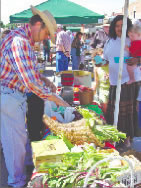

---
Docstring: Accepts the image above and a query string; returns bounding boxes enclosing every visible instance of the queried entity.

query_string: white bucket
[55,70,92,87]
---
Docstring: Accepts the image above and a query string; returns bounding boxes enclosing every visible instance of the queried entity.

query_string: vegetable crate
[79,90,94,105]
[119,150,141,187]
[117,169,141,187]
[31,139,69,172]
[84,155,141,188]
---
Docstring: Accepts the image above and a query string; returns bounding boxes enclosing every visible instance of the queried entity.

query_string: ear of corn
[43,115,104,147]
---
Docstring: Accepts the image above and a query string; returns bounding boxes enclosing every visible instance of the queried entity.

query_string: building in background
[128,0,141,20]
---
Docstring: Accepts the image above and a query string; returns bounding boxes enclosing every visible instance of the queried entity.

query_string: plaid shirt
[56,31,71,56]
[0,24,51,100]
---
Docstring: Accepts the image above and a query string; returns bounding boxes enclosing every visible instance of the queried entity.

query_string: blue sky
[1,0,136,24]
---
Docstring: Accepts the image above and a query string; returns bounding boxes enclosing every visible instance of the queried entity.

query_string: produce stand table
[28,149,141,188]
[27,87,141,188]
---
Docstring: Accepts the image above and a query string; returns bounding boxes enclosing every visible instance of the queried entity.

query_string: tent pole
[113,0,129,128]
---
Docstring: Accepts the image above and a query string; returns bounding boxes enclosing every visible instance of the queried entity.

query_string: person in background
[1,29,11,39]
[90,24,109,49]
[66,30,73,44]
[137,87,141,129]
[56,24,71,72]
[92,48,110,115]
[126,55,141,132]
[63,25,67,32]
[71,32,83,70]
[125,24,141,84]
[43,36,51,62]
[0,6,69,187]
[84,33,91,45]
[66,30,73,64]
[91,32,95,39]
[104,15,141,150]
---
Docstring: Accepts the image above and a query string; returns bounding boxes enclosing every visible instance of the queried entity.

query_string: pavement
[0,61,141,187]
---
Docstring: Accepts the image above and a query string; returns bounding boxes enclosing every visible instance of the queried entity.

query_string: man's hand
[125,45,129,52]
[41,76,56,93]
[47,81,56,93]
[64,51,70,57]
[126,57,139,66]
[95,61,109,67]
[47,94,70,107]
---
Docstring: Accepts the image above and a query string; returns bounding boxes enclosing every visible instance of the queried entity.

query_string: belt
[0,86,27,97]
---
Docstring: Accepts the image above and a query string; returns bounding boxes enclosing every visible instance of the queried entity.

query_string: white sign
[98,19,103,24]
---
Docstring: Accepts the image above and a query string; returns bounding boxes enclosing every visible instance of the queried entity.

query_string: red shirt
[129,40,141,57]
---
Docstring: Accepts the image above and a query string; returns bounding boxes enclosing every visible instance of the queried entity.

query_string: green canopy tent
[66,26,81,32]
[10,0,104,24]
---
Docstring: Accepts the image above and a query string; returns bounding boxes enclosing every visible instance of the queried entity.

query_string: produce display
[43,107,126,146]
[28,107,141,188]
[39,145,123,187]
[80,103,104,117]
[43,115,103,146]
[28,144,141,188]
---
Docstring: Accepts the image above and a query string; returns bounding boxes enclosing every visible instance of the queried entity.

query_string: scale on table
[60,72,74,104]
[54,71,92,105]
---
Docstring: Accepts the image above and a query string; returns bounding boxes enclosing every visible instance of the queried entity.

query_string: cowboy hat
[31,5,57,44]
[57,24,63,29]
[103,23,110,27]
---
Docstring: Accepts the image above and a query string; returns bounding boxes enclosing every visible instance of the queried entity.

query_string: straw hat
[57,24,63,29]
[103,23,110,27]
[31,5,57,44]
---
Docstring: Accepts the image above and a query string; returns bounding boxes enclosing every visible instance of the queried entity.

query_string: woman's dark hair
[76,32,83,38]
[109,15,132,39]
[63,26,66,31]
[29,14,45,28]
[91,32,95,37]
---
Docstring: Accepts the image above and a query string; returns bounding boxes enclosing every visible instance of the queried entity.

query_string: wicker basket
[79,90,94,105]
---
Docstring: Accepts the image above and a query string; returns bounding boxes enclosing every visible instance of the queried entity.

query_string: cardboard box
[31,139,69,172]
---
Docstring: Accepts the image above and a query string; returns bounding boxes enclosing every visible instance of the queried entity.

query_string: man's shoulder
[97,28,104,33]
[59,30,69,36]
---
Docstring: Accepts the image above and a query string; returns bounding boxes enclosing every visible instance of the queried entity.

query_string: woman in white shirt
[104,15,141,149]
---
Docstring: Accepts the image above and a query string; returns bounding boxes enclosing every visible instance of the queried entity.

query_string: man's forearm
[40,74,56,93]
[40,74,47,82]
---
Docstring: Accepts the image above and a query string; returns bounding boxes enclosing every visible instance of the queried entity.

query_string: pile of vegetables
[80,103,104,117]
[79,86,94,92]
[43,107,126,147]
[38,144,129,188]
[77,107,126,143]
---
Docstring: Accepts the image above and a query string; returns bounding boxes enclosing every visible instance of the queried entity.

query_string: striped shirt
[56,31,71,56]
[0,24,51,100]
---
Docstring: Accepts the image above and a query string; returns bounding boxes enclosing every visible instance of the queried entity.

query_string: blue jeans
[44,49,50,62]
[71,48,80,70]
[0,86,33,187]
[56,51,68,72]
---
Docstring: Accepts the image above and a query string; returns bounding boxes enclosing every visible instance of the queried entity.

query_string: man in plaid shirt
[0,6,69,187]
